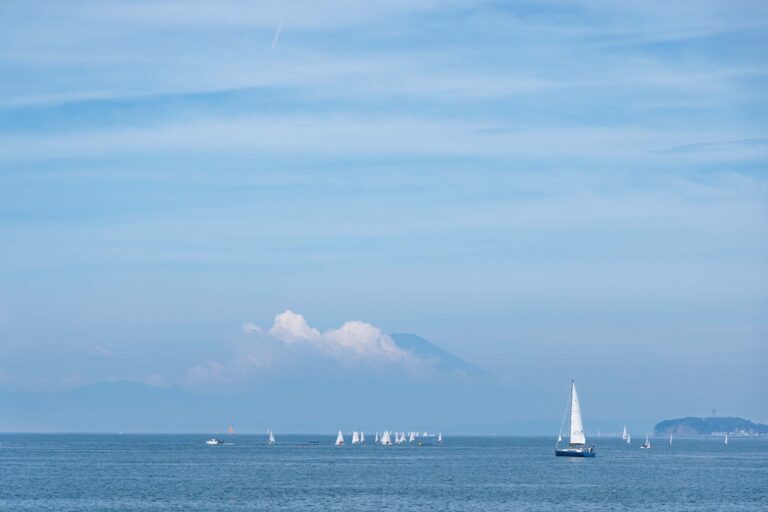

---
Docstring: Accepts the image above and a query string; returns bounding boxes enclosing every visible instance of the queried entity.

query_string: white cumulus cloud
[268,310,413,364]
[269,310,320,342]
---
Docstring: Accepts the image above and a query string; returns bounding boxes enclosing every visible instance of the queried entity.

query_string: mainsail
[352,431,360,444]
[335,430,344,446]
[569,381,586,446]
[622,425,628,441]
[409,432,416,443]
[268,430,275,444]
[381,430,392,445]
[360,432,365,443]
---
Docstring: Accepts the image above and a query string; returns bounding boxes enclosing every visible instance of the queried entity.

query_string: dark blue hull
[555,449,596,457]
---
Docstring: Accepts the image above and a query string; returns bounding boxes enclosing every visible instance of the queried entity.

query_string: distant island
[654,416,768,436]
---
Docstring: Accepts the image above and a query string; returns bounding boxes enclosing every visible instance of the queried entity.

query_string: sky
[0,1,767,432]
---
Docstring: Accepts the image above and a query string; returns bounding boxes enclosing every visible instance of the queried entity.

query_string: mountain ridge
[390,333,485,376]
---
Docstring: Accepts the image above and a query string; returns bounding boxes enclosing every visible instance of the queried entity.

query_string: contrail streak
[272,20,283,50]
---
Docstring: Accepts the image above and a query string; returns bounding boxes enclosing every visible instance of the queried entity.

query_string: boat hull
[555,448,596,457]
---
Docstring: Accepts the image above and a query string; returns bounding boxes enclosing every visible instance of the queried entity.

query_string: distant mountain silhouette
[389,333,485,376]
[0,337,487,433]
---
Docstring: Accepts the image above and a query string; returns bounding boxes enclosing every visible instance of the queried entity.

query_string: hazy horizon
[1,1,767,433]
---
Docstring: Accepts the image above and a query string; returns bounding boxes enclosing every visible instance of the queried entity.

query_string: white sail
[569,381,586,445]
[352,431,360,444]
[360,432,365,443]
[724,434,728,445]
[557,433,562,443]
[375,432,379,443]
[409,432,416,442]
[268,430,275,444]
[335,430,344,446]
[381,430,392,445]
[622,425,628,441]
[437,432,442,443]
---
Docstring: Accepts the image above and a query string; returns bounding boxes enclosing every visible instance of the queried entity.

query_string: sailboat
[724,434,728,446]
[227,425,235,435]
[375,432,380,444]
[267,429,276,445]
[381,430,392,445]
[360,432,365,443]
[669,434,673,446]
[641,434,651,449]
[554,380,596,457]
[335,430,344,446]
[409,432,416,443]
[437,432,442,443]
[622,425,628,442]
[352,431,360,444]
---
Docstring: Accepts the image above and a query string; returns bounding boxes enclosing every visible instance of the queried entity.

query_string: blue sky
[0,1,766,431]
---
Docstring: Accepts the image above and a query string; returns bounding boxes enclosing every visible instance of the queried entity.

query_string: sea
[0,434,765,511]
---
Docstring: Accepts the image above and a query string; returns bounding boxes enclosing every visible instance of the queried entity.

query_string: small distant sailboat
[352,431,360,444]
[360,432,365,443]
[375,432,380,444]
[554,380,596,457]
[381,430,392,445]
[227,425,235,435]
[669,434,673,446]
[622,425,628,442]
[641,434,651,449]
[335,430,344,446]
[409,432,416,443]
[206,438,223,445]
[724,434,728,446]
[437,432,443,443]
[267,429,276,445]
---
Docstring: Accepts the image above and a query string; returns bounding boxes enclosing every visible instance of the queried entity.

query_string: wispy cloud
[83,345,113,361]
[271,20,283,50]
[651,138,768,154]
[185,361,224,385]
[241,322,263,334]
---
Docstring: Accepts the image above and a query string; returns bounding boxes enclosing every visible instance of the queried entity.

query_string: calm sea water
[0,434,766,511]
